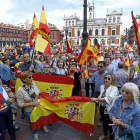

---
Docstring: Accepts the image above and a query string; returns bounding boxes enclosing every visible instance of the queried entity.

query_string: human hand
[29,64,34,71]
[32,102,40,107]
[90,98,97,102]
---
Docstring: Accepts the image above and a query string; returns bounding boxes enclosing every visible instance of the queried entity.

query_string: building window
[112,39,115,44]
[101,39,105,45]
[2,32,4,36]
[94,38,98,46]
[102,29,105,36]
[50,36,51,39]
[77,30,80,37]
[69,32,71,37]
[69,21,71,26]
[89,29,92,36]
[66,21,68,26]
[53,36,55,39]
[109,17,111,23]
[72,21,74,26]
[113,17,116,23]
[95,29,98,35]
[112,30,116,35]
[117,17,120,22]
[1,28,3,32]
[138,20,140,24]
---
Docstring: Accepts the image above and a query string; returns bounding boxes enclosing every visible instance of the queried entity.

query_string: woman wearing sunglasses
[109,83,140,140]
[91,73,119,140]
[17,71,49,140]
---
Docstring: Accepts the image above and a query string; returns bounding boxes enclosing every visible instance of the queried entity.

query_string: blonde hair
[103,73,117,86]
[121,83,139,104]
[20,71,32,83]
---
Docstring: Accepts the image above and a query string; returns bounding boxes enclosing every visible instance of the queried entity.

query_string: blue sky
[0,0,140,34]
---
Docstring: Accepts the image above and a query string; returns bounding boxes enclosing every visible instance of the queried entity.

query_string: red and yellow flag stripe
[30,92,95,134]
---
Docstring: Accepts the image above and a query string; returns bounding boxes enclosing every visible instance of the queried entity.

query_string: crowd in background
[0,43,140,140]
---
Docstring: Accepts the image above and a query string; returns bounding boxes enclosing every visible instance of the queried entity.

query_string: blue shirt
[106,64,115,74]
[89,70,108,92]
[111,58,121,72]
[22,47,30,54]
[133,78,139,85]
[1,64,12,81]
[114,69,128,87]
[109,96,140,140]
[19,61,39,72]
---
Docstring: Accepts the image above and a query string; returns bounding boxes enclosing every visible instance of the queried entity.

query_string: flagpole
[31,35,37,63]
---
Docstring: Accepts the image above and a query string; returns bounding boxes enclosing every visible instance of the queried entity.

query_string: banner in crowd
[30,92,95,134]
[15,73,74,99]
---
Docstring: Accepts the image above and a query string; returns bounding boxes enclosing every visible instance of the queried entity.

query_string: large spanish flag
[132,11,140,56]
[30,92,95,134]
[35,5,51,56]
[15,73,74,99]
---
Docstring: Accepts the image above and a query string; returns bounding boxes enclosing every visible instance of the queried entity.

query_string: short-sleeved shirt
[19,61,39,72]
[90,70,108,92]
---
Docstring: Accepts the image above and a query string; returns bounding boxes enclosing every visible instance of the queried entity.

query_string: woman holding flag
[17,71,49,140]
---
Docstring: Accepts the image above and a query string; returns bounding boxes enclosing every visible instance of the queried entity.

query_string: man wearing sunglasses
[114,61,128,93]
[88,61,108,127]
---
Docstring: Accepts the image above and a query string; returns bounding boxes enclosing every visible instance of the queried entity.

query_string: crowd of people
[0,43,140,140]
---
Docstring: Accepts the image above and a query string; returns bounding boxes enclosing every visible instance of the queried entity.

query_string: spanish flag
[35,6,51,56]
[15,73,74,99]
[116,45,120,50]
[53,48,60,56]
[2,47,6,52]
[132,11,140,57]
[30,13,39,48]
[124,43,133,51]
[66,36,73,53]
[83,65,89,79]
[30,92,95,134]
[61,45,64,54]
[77,36,93,65]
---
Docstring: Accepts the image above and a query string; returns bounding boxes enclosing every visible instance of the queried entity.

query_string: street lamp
[124,28,128,42]
[108,36,111,47]
[82,0,88,49]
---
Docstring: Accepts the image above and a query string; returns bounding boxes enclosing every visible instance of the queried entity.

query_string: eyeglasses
[27,76,33,79]
[121,89,130,95]
[105,77,111,80]
[44,67,50,68]
[98,66,103,68]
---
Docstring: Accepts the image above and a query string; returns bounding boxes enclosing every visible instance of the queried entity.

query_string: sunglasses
[121,89,130,95]
[27,76,33,79]
[105,77,111,80]
[44,67,50,68]
[98,66,103,68]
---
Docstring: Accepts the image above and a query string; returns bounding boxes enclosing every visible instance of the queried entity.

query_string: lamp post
[82,0,88,49]
[124,28,128,43]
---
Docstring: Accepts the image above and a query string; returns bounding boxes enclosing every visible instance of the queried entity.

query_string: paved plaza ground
[5,109,104,140]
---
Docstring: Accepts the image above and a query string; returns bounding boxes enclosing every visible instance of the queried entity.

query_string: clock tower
[88,1,95,20]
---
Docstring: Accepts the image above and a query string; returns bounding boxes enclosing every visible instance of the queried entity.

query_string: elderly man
[111,50,124,72]
[43,63,57,75]
[19,52,39,73]
[40,55,56,73]
[104,56,115,74]
[114,61,128,93]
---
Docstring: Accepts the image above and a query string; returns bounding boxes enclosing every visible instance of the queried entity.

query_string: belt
[95,91,100,94]
[0,106,9,113]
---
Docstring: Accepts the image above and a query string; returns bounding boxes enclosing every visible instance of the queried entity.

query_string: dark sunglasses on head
[105,77,111,80]
[98,66,103,68]
[121,89,130,95]
[28,76,33,79]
